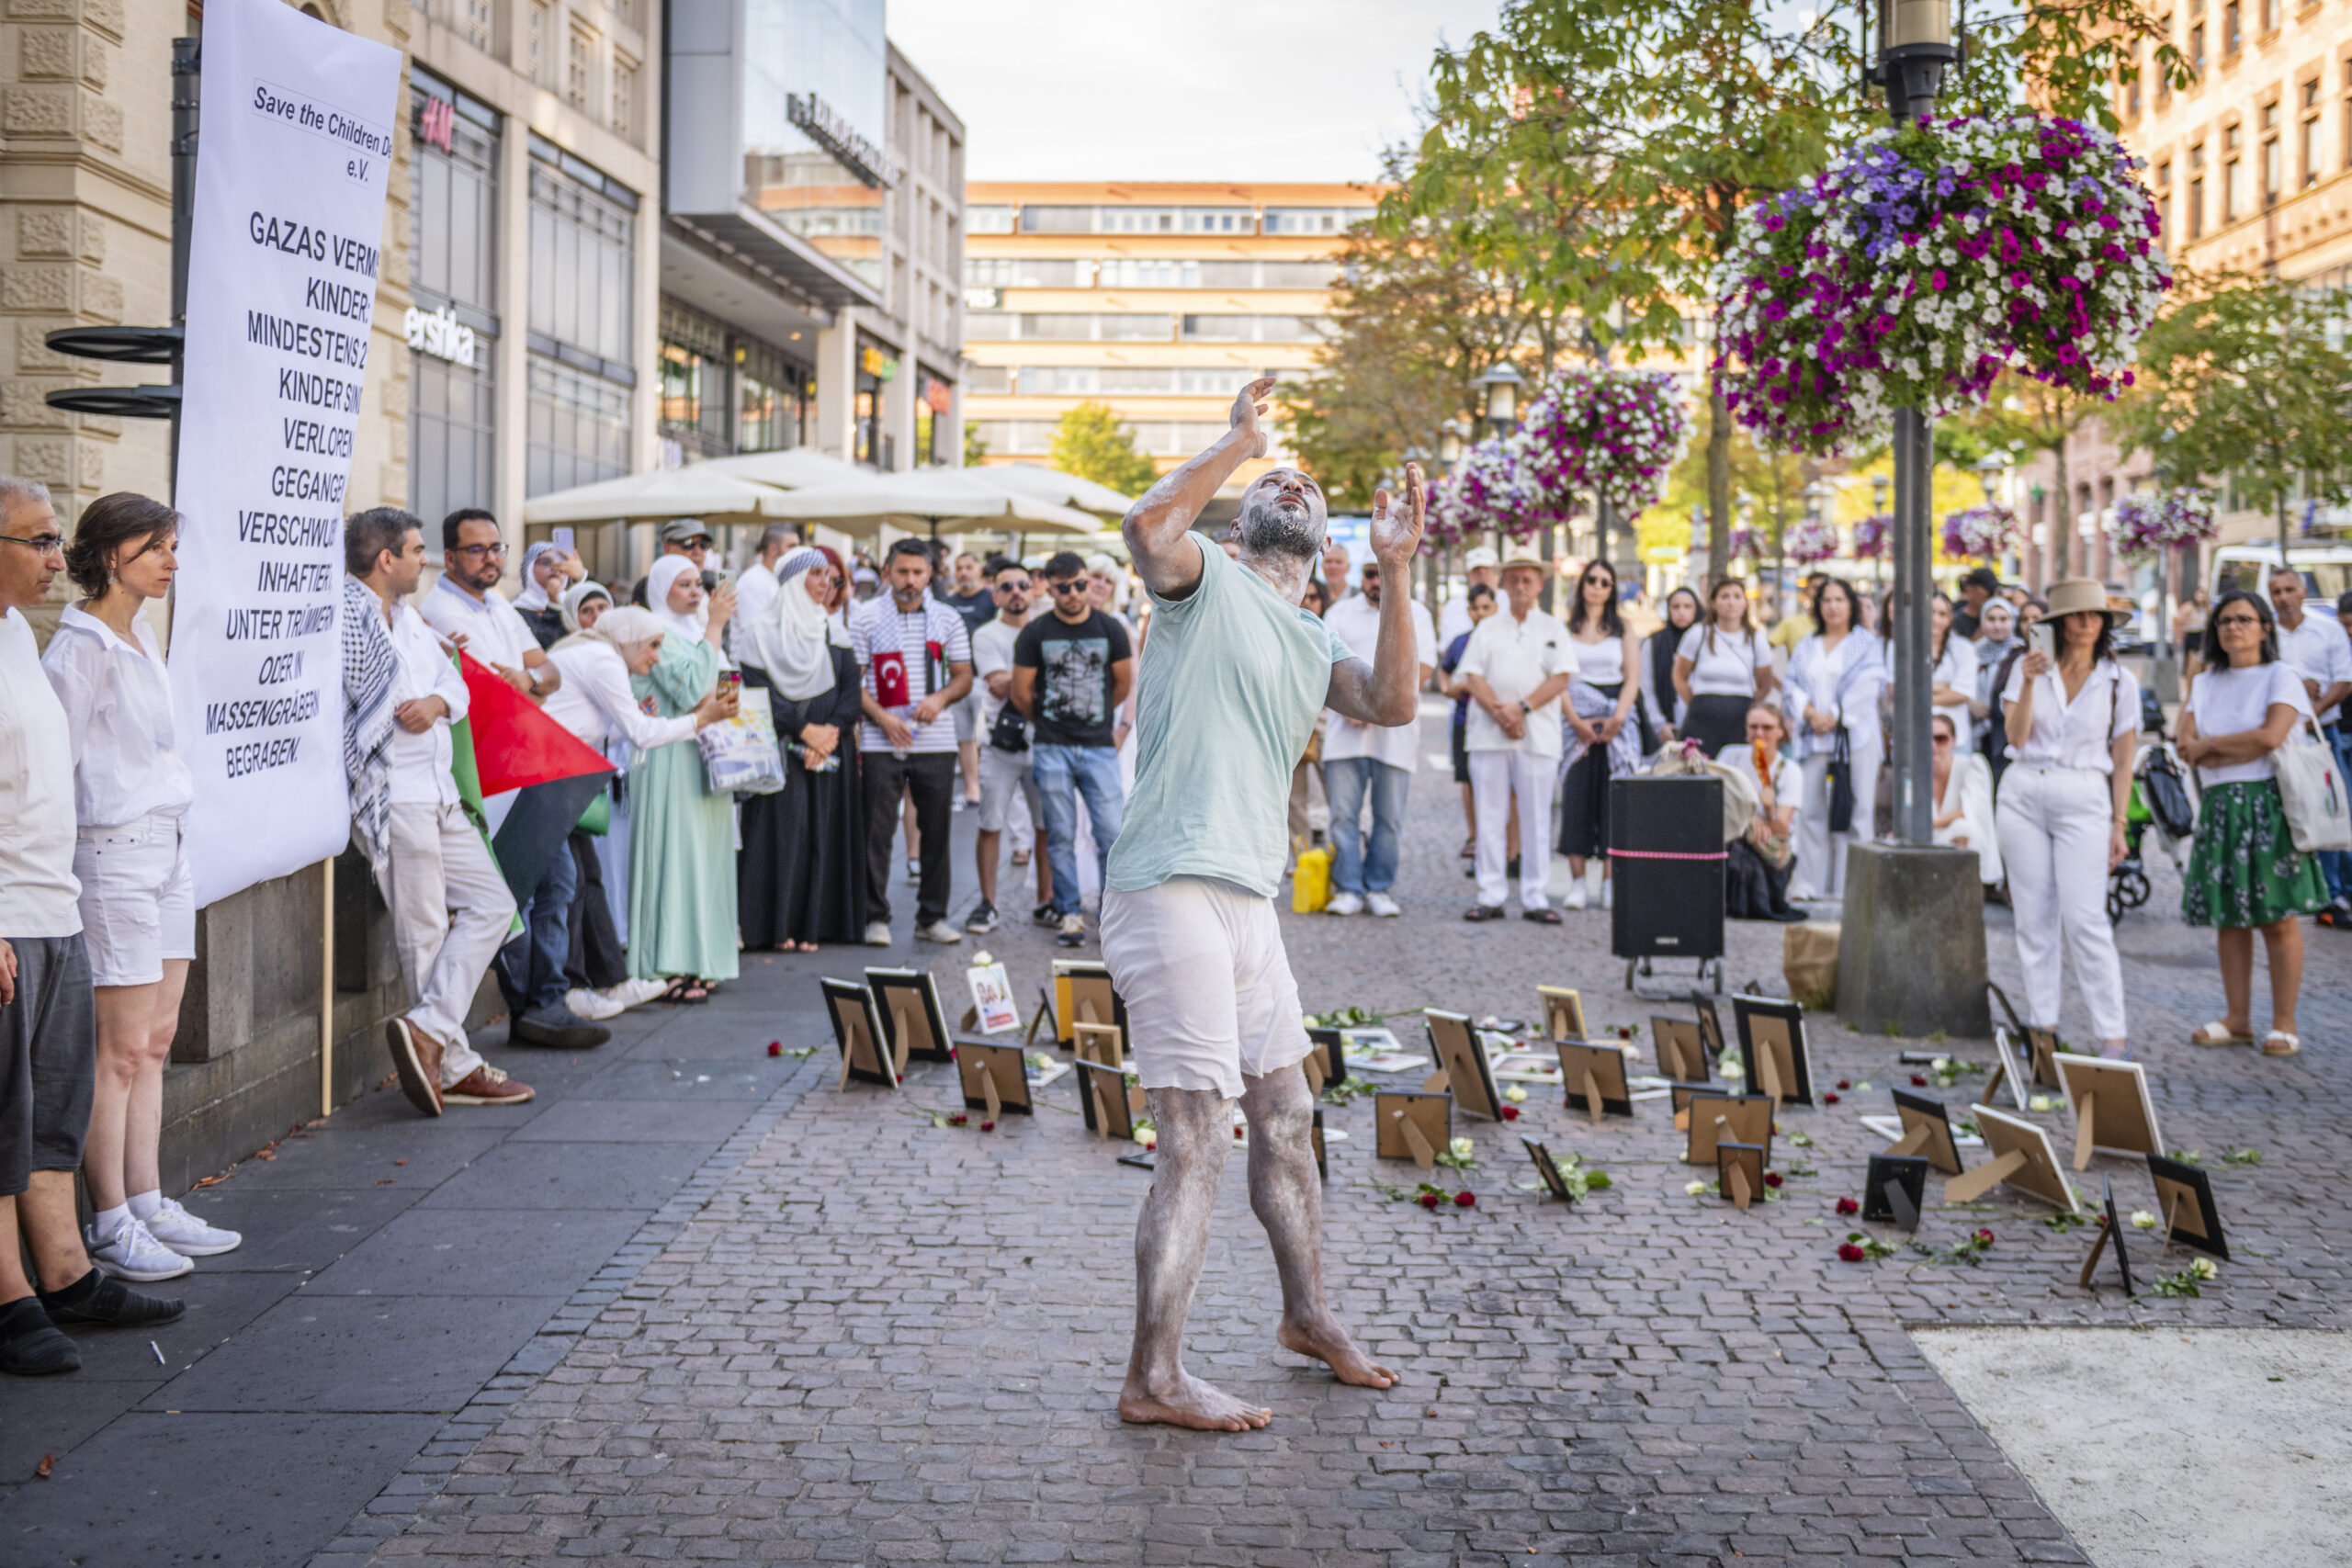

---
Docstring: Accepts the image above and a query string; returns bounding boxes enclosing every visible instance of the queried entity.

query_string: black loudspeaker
[1609,775,1725,964]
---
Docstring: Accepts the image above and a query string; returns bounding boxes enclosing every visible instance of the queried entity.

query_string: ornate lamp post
[1476,364,1532,603]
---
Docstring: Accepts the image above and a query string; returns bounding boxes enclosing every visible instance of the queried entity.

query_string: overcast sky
[887,0,1505,185]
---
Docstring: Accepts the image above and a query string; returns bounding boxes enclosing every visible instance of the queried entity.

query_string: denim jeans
[2324,725,2352,902]
[1032,743,1125,916]
[1324,756,1409,894]
[499,823,578,1015]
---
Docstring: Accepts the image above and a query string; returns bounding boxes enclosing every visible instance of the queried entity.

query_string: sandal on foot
[1464,904,1507,922]
[2262,1031,2301,1056]
[2188,1022,2253,1046]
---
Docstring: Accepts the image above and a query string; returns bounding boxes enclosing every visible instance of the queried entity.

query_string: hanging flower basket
[1713,114,2170,456]
[1428,434,1537,547]
[1941,503,2018,560]
[2109,489,2216,558]
[1726,525,1764,562]
[1518,367,1693,520]
[1782,516,1842,565]
[1850,513,1892,559]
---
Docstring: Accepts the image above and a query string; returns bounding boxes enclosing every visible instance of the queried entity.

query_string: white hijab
[764,547,837,701]
[646,555,705,646]
[514,542,557,613]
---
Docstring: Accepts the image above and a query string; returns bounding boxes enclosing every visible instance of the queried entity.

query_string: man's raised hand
[1369,462,1427,568]
[1229,377,1276,459]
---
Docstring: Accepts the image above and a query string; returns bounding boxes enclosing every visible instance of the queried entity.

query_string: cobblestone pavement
[350,709,2349,1566]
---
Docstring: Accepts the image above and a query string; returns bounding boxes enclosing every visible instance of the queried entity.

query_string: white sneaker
[141,1196,242,1258]
[86,1213,194,1281]
[1564,880,1589,910]
[1366,892,1401,918]
[864,920,894,947]
[1327,892,1365,916]
[565,987,627,1021]
[1600,879,1614,909]
[914,919,964,944]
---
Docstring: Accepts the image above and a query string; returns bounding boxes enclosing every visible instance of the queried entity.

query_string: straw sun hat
[2031,577,2131,626]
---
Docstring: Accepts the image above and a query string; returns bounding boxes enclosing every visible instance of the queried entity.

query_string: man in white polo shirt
[1456,551,1578,923]
[1318,554,1434,916]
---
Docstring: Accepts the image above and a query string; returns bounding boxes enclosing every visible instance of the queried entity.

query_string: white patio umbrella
[969,463,1135,520]
[518,466,794,526]
[695,448,863,490]
[762,468,1097,536]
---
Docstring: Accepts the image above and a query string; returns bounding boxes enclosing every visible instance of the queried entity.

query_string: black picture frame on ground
[1075,1058,1136,1143]
[821,977,899,1089]
[1863,1155,1929,1231]
[1684,1091,1773,1168]
[1732,994,1815,1107]
[1652,1015,1708,1083]
[1426,1010,1504,1121]
[1555,1040,1634,1123]
[865,967,957,1066]
[1052,960,1126,1046]
[1522,1137,1573,1202]
[956,1040,1035,1120]
[1887,1088,1965,1176]
[2080,1174,2136,1296]
[2146,1154,2229,1262]
[1715,1142,1767,1210]
[1693,992,1726,1066]
[1311,1108,1329,1182]
[1374,1091,1453,1170]
[1306,1026,1347,1089]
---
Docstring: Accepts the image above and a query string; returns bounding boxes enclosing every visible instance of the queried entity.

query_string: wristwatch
[1518,701,1532,715]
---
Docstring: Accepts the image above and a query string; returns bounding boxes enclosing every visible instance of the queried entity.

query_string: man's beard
[1238,493,1322,562]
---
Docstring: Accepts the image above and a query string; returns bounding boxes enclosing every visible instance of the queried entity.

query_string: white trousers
[1996,765,2128,1042]
[1792,746,1882,899]
[378,800,516,1085]
[1468,749,1556,909]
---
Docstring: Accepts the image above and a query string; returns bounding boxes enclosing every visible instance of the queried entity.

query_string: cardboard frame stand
[1984,1025,2032,1111]
[1652,1015,1708,1084]
[1304,1026,1347,1095]
[2146,1153,2229,1261]
[1374,1090,1453,1171]
[956,1039,1035,1122]
[1052,961,1125,1045]
[1863,1155,1929,1231]
[2077,1173,2137,1295]
[1943,1104,2078,1213]
[1537,985,1588,1043]
[1555,1040,1634,1125]
[1694,992,1726,1064]
[1072,1021,1124,1070]
[865,968,957,1066]
[1883,1088,1967,1175]
[1733,994,1815,1107]
[1424,1010,1505,1120]
[1522,1137,1574,1202]
[1074,1057,1142,1144]
[1667,1080,1715,1132]
[821,976,899,1089]
[2057,1055,2164,1170]
[1716,1142,1767,1211]
[1986,981,2063,1088]
[1684,1091,1773,1168]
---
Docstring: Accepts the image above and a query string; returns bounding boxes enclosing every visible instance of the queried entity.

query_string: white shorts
[953,688,981,743]
[978,744,1040,833]
[73,814,196,988]
[1100,874,1311,1101]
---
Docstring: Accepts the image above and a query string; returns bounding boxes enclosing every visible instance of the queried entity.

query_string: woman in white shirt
[1557,558,1643,910]
[1997,581,2140,1058]
[1781,578,1886,899]
[2177,589,2330,1056]
[1674,578,1778,757]
[1929,593,1980,753]
[1931,714,2001,888]
[42,493,239,1280]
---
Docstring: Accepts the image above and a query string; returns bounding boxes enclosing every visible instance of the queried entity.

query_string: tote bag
[1824,724,1857,833]
[2273,717,2352,853]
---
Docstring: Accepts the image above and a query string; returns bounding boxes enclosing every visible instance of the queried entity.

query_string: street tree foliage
[2112,272,2352,546]
[1967,374,2104,578]
[1324,0,2186,572]
[1048,401,1159,497]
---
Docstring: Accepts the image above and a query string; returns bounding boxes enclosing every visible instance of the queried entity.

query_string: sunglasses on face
[1048,581,1089,595]
[1933,733,1954,746]
[997,580,1032,594]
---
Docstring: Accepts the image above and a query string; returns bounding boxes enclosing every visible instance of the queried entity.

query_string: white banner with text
[169,0,401,908]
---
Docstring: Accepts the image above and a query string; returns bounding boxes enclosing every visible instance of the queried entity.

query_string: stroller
[2109,739,2196,923]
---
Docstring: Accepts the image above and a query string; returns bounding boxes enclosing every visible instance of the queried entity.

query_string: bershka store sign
[168,0,401,907]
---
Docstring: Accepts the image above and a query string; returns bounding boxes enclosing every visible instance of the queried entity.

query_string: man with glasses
[1317,554,1434,916]
[1014,553,1136,948]
[967,558,1050,933]
[0,477,185,1374]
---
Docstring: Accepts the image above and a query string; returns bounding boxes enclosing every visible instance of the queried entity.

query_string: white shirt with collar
[40,603,194,830]
[0,607,82,936]
[386,597,470,807]
[1455,604,1578,758]
[2273,609,2352,728]
[2000,658,2141,774]
[1320,592,1436,773]
[732,558,780,667]
[421,573,536,678]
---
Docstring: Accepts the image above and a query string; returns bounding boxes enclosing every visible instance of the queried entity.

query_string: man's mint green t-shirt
[1106,536,1351,900]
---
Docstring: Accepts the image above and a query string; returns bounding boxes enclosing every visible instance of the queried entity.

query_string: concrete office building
[959,180,1377,500]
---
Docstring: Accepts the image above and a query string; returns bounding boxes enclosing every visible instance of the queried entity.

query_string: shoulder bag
[2272,715,2352,853]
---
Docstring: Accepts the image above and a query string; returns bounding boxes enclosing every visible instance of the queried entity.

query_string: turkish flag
[457,650,614,795]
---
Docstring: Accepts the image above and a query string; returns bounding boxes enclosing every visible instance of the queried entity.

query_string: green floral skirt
[2181,779,2330,929]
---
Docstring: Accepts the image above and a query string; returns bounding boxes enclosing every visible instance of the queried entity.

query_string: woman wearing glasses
[1996,581,2139,1059]
[1556,559,1643,910]
[2177,589,2329,1056]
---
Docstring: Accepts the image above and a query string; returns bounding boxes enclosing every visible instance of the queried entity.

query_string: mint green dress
[627,635,739,983]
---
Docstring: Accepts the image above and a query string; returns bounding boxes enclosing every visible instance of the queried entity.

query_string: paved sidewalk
[321,713,2349,1567]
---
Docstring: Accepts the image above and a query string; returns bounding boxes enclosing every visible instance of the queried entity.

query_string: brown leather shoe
[386,1018,444,1117]
[442,1065,536,1105]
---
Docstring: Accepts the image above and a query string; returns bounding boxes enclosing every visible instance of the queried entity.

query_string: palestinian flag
[457,650,614,904]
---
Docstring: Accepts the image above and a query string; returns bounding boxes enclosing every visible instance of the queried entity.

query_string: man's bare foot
[1118,1370,1272,1432]
[1278,1315,1397,1388]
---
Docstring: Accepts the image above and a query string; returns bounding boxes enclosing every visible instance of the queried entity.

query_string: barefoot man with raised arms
[1103,377,1420,1429]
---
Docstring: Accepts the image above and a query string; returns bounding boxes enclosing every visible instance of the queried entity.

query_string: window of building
[2222,125,2242,220]
[2221,0,2239,55]
[966,365,1011,394]
[1019,312,1093,341]
[1264,208,1362,235]
[1020,205,1094,234]
[2155,158,2173,240]
[526,358,630,496]
[968,420,1055,455]
[966,256,1082,288]
[526,138,637,369]
[611,55,635,137]
[854,336,897,468]
[2188,141,2206,238]
[2189,21,2204,72]
[2123,44,2142,117]
[1181,313,1250,341]
[1261,260,1340,288]
[2344,55,2352,171]
[1101,313,1172,341]
[1099,208,1175,234]
[964,310,1012,339]
[461,0,491,52]
[1097,258,1195,288]
[527,0,550,85]
[658,304,727,454]
[2261,102,2281,206]
[1179,208,1253,233]
[2304,80,2324,186]
[914,367,952,466]
[737,338,810,455]
[566,24,595,112]
[967,206,1016,234]
[2257,0,2273,33]
[2156,13,2174,106]
[408,74,501,526]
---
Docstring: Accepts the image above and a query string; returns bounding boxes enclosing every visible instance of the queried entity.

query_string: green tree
[1966,376,2102,578]
[1048,401,1159,496]
[2112,272,2352,553]
[962,420,989,468]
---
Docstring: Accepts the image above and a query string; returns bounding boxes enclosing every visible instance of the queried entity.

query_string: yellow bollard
[1292,843,1331,913]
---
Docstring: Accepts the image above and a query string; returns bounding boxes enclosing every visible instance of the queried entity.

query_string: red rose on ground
[1764,1171,1784,1189]
[1824,1092,1840,1105]
[1501,1105,1521,1121]
[1419,1191,1442,1210]
[980,1122,996,1133]
[1234,1126,1245,1139]
[767,1042,783,1056]
[1837,1079,1850,1089]
[1453,1190,1476,1207]
[1911,1074,1928,1086]
[948,1113,967,1126]
[1974,1228,1996,1246]
[1836,1197,1860,1215]
[1838,1243,1867,1262]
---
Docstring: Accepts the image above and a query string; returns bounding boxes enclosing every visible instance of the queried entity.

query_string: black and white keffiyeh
[342,573,400,869]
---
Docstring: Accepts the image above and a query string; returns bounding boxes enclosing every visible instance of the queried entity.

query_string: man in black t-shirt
[1012,551,1136,946]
